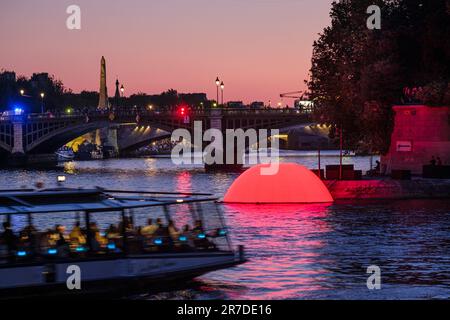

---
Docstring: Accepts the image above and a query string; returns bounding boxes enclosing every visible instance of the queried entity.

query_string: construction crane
[279,91,304,109]
[279,90,314,113]
[280,91,304,99]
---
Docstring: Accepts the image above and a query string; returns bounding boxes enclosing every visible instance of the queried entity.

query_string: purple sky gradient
[0,0,332,106]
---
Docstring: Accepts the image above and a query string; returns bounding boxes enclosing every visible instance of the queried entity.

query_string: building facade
[381,105,450,175]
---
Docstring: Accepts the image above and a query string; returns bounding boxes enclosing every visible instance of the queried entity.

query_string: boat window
[0,201,231,265]
[88,211,124,254]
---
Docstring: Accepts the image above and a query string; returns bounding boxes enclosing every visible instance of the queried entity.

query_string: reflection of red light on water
[176,171,192,192]
[223,163,333,204]
[219,203,334,299]
[225,203,332,234]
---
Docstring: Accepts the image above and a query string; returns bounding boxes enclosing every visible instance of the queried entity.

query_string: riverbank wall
[325,179,450,200]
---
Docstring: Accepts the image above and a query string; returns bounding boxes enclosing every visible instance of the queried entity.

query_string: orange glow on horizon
[0,1,333,106]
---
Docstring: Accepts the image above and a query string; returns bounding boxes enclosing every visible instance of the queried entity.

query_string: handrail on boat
[97,187,214,197]
[0,187,220,215]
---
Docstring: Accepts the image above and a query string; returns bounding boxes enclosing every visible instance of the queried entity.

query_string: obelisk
[95,56,109,147]
[98,56,108,110]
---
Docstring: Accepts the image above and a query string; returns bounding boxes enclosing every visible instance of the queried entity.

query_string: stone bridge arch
[23,112,208,154]
[117,125,171,153]
[25,119,111,154]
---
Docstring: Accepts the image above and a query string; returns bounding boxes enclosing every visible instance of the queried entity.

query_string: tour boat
[0,188,245,297]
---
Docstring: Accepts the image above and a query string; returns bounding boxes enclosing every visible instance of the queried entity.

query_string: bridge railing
[220,108,309,116]
[1,107,311,122]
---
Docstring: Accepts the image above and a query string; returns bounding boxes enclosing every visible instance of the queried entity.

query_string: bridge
[0,108,312,167]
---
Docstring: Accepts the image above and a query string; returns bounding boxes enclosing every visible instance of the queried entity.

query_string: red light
[178,106,188,117]
[223,163,333,204]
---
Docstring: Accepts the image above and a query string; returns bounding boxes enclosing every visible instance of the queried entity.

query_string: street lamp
[120,84,125,97]
[40,92,45,113]
[220,81,224,106]
[20,89,25,96]
[215,77,220,106]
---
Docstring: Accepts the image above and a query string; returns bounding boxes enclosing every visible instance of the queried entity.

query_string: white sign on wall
[396,141,412,152]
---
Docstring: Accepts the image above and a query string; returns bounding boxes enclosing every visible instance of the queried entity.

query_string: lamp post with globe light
[220,81,224,106]
[19,89,46,114]
[215,77,220,107]
[40,93,45,113]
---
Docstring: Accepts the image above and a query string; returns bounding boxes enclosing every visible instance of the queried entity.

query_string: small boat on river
[55,146,75,162]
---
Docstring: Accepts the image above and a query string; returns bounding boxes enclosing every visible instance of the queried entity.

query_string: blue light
[154,238,163,245]
[107,243,116,250]
[218,229,227,236]
[179,236,188,242]
[48,248,58,255]
[17,251,27,257]
[197,233,206,239]
[75,246,86,252]
[13,106,24,115]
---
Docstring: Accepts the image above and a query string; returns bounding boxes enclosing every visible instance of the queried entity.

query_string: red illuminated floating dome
[223,163,333,204]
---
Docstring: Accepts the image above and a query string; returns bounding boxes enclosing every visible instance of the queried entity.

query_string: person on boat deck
[20,224,39,255]
[39,229,53,252]
[179,224,195,248]
[153,219,171,246]
[1,222,18,257]
[192,220,215,250]
[88,222,108,251]
[22,224,37,235]
[149,218,164,236]
[118,216,134,234]
[141,218,159,236]
[168,220,180,241]
[127,216,135,231]
[69,222,86,245]
[87,222,102,251]
[106,224,120,239]
[55,225,67,245]
[192,220,204,234]
[55,225,70,256]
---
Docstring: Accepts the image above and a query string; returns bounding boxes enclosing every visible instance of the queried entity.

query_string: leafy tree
[308,0,450,154]
[0,71,67,113]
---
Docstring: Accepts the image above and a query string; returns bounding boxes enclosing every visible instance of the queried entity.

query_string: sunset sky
[0,0,332,106]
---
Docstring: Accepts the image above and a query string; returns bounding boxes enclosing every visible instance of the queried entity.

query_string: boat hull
[0,252,244,298]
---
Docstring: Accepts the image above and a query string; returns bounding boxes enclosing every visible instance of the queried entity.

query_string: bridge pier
[11,119,24,154]
[203,109,244,172]
[96,126,119,157]
[6,117,27,166]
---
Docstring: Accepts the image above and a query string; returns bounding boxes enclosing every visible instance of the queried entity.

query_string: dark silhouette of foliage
[308,0,450,154]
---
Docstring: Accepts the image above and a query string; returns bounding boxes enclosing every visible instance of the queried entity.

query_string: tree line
[308,0,450,154]
[0,72,212,113]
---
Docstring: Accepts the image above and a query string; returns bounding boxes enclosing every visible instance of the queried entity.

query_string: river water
[1,151,449,300]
